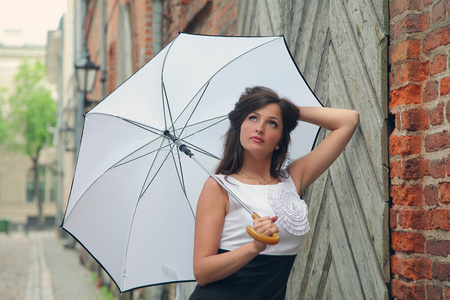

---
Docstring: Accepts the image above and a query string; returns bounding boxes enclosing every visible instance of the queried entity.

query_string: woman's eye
[269,121,278,127]
[249,116,257,121]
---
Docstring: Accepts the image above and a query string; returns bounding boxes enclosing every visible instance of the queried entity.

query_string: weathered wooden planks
[239,0,389,299]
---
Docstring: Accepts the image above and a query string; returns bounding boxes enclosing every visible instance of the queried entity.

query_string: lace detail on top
[268,179,310,236]
[216,172,309,255]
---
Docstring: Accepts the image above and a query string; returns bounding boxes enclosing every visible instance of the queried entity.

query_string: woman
[189,86,359,299]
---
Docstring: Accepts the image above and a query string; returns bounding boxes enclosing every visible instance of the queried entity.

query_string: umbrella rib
[160,35,179,133]
[175,114,227,136]
[160,36,175,131]
[162,81,170,131]
[177,116,228,160]
[169,143,188,196]
[113,142,172,168]
[138,140,195,220]
[137,140,179,199]
[118,115,226,163]
[169,144,196,217]
[118,116,162,135]
[171,80,211,136]
[82,117,167,169]
[184,115,227,128]
[62,120,167,223]
[85,113,163,136]
[63,138,170,229]
[138,134,172,199]
[169,38,280,136]
[109,118,174,168]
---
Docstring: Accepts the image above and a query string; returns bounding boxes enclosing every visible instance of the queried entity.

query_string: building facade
[0,41,58,229]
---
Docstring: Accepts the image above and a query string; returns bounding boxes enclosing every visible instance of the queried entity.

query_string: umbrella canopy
[61,32,322,292]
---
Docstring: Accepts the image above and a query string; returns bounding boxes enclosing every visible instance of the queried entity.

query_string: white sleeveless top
[216,172,310,256]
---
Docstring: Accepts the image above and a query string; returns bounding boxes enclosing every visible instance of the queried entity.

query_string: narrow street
[0,230,106,300]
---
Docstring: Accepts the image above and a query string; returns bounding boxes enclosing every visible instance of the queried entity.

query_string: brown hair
[216,86,300,178]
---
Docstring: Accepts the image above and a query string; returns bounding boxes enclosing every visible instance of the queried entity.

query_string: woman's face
[240,103,283,158]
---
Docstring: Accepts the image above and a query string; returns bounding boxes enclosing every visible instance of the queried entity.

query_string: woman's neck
[238,152,273,182]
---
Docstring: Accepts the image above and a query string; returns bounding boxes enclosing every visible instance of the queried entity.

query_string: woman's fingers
[253,216,279,236]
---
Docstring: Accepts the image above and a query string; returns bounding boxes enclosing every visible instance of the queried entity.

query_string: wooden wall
[238,0,390,298]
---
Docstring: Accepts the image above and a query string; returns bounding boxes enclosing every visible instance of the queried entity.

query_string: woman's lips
[250,136,264,143]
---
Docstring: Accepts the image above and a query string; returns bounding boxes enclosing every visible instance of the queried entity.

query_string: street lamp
[74,54,99,94]
[73,53,99,157]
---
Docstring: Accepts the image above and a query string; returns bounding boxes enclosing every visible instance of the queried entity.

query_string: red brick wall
[105,0,119,95]
[389,1,450,299]
[162,0,238,44]
[129,0,154,70]
[85,0,102,100]
[85,0,153,96]
[85,0,237,97]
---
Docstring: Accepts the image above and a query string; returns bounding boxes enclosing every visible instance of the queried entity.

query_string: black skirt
[189,249,297,300]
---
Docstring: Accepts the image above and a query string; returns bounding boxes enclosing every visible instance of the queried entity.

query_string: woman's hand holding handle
[246,213,280,245]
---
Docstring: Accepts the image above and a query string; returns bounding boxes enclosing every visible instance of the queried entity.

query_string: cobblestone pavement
[0,230,106,300]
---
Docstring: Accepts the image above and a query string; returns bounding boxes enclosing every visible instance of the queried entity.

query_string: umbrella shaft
[190,155,254,216]
[163,130,254,216]
[164,130,193,157]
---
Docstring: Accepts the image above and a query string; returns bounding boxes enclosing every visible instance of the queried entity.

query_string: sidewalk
[0,229,106,300]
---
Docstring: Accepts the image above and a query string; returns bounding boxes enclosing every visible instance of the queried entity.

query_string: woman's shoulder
[198,176,229,211]
[202,176,229,197]
[204,175,223,188]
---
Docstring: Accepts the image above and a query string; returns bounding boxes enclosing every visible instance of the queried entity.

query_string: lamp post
[74,53,99,95]
[73,53,99,157]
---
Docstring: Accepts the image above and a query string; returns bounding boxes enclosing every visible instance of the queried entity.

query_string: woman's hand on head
[251,216,279,251]
[289,107,359,195]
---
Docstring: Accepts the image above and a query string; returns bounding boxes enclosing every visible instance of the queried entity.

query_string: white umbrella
[61,32,322,292]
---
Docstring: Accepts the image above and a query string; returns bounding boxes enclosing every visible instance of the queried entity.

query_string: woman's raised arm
[288,106,359,195]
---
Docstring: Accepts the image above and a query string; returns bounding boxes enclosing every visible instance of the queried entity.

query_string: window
[26,165,56,203]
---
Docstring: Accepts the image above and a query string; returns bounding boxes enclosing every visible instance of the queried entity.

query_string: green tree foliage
[1,59,56,228]
[0,87,9,144]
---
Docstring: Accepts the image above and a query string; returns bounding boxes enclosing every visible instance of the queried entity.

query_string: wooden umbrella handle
[246,213,280,245]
